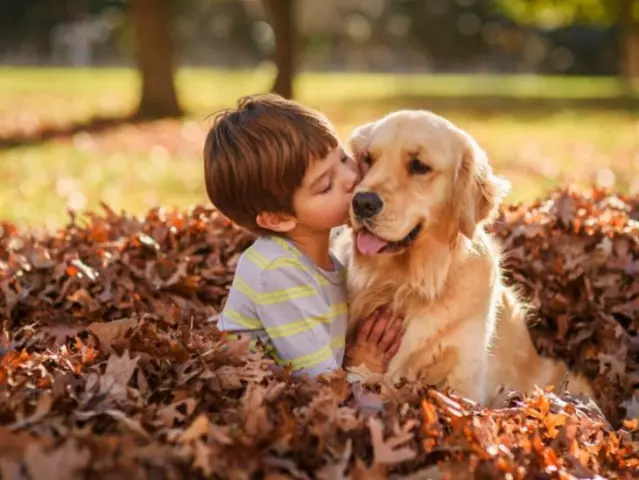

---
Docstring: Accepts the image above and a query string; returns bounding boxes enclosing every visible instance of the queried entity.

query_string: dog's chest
[346,263,377,294]
[346,265,398,319]
[397,303,448,348]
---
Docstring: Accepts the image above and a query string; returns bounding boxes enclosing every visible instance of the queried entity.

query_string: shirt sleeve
[217,277,262,333]
[256,264,340,378]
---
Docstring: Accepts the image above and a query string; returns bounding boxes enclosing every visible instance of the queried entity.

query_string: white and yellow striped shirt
[217,235,348,378]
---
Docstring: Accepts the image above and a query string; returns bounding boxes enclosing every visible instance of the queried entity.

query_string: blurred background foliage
[0,0,637,230]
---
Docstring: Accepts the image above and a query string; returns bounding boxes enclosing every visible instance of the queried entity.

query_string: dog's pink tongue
[356,231,388,255]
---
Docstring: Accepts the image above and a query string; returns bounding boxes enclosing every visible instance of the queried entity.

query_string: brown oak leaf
[98,350,139,401]
[368,417,416,466]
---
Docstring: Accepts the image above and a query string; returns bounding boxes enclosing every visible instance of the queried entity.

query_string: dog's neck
[390,230,468,303]
[352,230,467,306]
[347,226,478,321]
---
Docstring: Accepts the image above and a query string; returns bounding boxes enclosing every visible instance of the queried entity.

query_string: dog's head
[348,110,510,256]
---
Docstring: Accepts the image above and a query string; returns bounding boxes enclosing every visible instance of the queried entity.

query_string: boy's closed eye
[319,154,354,193]
[320,178,333,194]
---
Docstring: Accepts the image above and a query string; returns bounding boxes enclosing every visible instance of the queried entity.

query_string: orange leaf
[622,418,638,431]
[543,414,567,439]
[421,399,438,426]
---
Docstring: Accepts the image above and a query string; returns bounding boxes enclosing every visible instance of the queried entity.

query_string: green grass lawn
[1,67,638,231]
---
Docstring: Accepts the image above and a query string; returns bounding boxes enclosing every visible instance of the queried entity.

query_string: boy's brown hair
[203,94,339,235]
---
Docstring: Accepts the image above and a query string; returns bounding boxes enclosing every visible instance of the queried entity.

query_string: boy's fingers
[376,314,398,352]
[385,334,402,361]
[380,316,403,353]
[367,310,390,345]
[356,309,378,342]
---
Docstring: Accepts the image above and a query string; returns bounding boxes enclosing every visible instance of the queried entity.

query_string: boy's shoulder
[235,235,345,287]
[236,235,308,276]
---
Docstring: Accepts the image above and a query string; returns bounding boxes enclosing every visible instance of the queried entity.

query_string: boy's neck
[285,230,333,271]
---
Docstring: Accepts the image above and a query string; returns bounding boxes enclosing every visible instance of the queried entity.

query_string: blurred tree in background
[494,0,639,81]
[263,0,296,98]
[130,0,182,118]
[0,0,633,114]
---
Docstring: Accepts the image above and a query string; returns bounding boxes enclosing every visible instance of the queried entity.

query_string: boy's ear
[256,212,297,233]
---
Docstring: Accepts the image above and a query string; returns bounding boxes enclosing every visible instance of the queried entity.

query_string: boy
[203,94,401,378]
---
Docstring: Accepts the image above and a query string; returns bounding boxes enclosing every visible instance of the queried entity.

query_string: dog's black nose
[352,191,383,218]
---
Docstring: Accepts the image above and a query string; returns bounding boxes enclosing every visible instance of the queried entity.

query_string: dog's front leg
[407,310,492,404]
[445,351,488,405]
[443,311,494,404]
[385,309,490,404]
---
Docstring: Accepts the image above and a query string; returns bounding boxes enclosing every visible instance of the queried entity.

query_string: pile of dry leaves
[489,188,639,425]
[1,190,638,479]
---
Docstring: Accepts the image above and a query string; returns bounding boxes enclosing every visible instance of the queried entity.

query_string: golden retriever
[332,109,594,406]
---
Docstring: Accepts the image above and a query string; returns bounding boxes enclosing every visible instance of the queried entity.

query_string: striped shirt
[217,235,348,378]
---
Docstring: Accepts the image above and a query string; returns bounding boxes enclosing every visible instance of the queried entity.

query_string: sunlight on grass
[0,67,638,230]
[2,142,207,231]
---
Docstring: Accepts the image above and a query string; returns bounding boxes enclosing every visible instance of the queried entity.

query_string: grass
[0,67,638,231]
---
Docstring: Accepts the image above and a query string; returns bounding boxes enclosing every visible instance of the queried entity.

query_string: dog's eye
[408,158,431,175]
[361,152,372,166]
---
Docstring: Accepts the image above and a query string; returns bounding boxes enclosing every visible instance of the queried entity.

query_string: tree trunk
[131,0,182,119]
[619,0,639,83]
[263,0,296,99]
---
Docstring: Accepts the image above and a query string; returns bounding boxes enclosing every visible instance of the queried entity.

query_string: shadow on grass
[324,94,639,118]
[1,94,637,150]
[0,111,182,150]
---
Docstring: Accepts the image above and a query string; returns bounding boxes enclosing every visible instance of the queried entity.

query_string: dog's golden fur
[332,110,594,405]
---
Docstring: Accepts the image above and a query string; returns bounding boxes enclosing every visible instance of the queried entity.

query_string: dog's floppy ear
[347,121,376,177]
[453,134,510,239]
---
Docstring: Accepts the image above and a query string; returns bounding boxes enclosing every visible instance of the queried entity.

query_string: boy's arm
[256,266,340,378]
[216,278,262,337]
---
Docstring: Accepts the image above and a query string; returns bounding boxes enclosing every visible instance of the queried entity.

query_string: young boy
[203,94,402,378]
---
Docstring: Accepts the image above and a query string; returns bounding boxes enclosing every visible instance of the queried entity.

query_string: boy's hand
[345,308,403,374]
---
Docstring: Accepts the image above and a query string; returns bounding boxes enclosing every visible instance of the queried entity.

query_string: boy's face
[292,145,360,232]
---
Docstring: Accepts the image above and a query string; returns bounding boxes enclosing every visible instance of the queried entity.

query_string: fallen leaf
[242,383,272,438]
[99,350,139,401]
[316,439,352,480]
[88,317,138,353]
[24,440,90,480]
[180,414,211,444]
[67,288,100,313]
[8,391,53,430]
[368,417,416,466]
[157,398,197,427]
[192,440,213,476]
[105,409,150,439]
